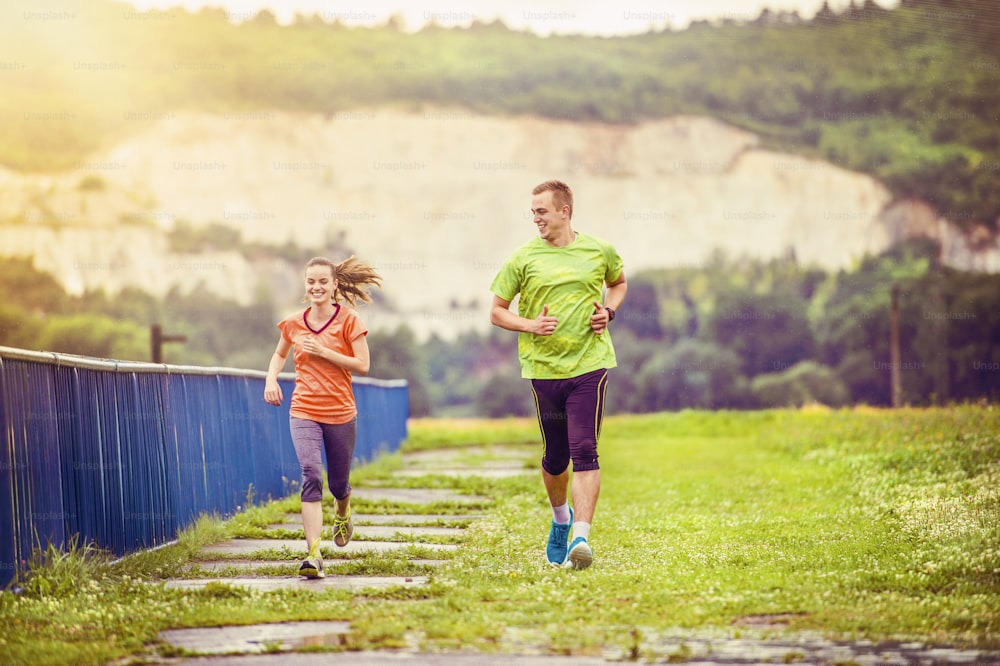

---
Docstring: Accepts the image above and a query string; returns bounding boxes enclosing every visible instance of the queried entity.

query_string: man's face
[530,190,570,243]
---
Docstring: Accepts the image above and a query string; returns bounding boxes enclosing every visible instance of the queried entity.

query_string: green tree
[705,288,815,378]
[616,277,662,339]
[634,339,747,411]
[603,328,665,414]
[474,372,534,417]
[368,325,431,416]
[940,270,1000,402]
[0,303,42,349]
[0,258,67,313]
[812,239,937,405]
[37,314,149,361]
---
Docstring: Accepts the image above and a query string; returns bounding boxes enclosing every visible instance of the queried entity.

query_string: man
[489,179,627,570]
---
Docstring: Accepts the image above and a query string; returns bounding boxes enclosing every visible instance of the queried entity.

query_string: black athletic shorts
[530,368,609,475]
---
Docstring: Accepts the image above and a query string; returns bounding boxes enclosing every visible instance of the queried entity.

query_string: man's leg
[563,369,609,569]
[532,379,573,564]
[569,469,600,524]
[542,466,569,509]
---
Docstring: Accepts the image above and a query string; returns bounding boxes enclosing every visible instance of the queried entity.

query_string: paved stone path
[161,445,999,665]
[161,445,534,659]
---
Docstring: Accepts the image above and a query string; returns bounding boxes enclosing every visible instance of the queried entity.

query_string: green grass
[0,407,997,664]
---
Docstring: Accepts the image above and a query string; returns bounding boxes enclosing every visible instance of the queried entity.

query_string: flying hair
[305,256,382,307]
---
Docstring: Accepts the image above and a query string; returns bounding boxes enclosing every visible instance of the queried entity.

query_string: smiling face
[304,263,337,305]
[531,189,573,246]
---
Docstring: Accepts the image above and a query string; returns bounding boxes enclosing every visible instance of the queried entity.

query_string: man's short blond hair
[532,180,573,219]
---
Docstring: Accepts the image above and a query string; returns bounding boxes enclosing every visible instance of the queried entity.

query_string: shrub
[751,360,850,407]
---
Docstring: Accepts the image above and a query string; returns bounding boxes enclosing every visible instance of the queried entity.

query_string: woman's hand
[300,337,327,359]
[264,380,283,406]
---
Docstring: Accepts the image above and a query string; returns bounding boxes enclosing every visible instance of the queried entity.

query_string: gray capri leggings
[289,416,356,503]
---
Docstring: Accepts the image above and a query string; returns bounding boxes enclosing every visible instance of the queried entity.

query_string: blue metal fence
[0,346,408,588]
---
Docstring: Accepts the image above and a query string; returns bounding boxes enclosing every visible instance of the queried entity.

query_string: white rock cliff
[1,109,996,338]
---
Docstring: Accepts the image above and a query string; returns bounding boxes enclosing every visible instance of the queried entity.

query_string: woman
[264,256,382,578]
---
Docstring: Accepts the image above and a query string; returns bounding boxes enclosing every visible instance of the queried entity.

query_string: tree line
[373,238,1000,416]
[2,239,998,415]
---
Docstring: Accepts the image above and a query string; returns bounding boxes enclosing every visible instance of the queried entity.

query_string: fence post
[889,283,902,408]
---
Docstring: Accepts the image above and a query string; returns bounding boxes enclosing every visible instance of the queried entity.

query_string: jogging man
[489,179,627,570]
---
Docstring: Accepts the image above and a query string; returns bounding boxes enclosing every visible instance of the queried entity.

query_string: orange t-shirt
[277,305,368,425]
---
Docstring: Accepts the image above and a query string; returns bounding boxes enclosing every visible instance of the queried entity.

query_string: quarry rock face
[1,109,996,336]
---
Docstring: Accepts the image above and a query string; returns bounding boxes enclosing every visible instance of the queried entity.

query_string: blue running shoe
[546,507,573,565]
[563,536,593,570]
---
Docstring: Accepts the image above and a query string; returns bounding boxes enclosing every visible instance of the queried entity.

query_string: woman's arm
[299,334,370,375]
[264,336,292,405]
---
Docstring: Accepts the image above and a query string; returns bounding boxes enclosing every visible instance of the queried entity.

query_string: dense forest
[0,0,998,226]
[3,238,998,414]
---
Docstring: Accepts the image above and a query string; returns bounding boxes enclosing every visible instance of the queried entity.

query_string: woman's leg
[321,419,357,546]
[290,417,325,554]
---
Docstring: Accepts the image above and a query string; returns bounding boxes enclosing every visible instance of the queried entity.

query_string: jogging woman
[264,256,382,578]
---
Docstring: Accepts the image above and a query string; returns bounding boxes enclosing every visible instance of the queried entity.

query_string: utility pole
[150,324,187,364]
[889,284,902,408]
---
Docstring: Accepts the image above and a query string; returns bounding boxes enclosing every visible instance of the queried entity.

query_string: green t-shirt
[491,232,624,379]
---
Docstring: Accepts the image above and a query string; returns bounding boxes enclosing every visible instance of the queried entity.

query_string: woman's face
[304,264,337,305]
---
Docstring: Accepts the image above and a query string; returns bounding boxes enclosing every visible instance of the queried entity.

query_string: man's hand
[532,305,558,336]
[590,301,610,334]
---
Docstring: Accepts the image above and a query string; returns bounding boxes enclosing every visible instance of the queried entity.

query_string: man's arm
[604,271,627,312]
[590,270,628,334]
[490,295,558,336]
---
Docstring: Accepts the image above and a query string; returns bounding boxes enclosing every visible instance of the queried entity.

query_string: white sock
[552,502,571,524]
[573,521,591,541]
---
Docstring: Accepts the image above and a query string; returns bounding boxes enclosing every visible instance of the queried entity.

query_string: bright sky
[124,0,900,35]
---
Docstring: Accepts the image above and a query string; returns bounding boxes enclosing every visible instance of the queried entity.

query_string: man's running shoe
[546,507,573,565]
[563,536,593,570]
[332,511,354,548]
[299,539,324,579]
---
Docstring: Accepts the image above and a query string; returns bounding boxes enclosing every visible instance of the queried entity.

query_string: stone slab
[159,620,350,654]
[164,575,429,593]
[172,652,610,664]
[397,466,531,477]
[351,488,490,505]
[282,513,485,525]
[200,539,458,557]
[266,524,466,538]
[169,645,1000,666]
[184,559,448,573]
[401,445,535,465]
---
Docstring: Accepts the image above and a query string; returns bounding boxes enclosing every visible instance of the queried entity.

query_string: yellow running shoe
[332,511,354,548]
